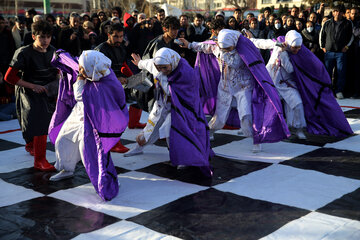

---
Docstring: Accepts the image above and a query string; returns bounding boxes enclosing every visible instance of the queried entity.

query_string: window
[262,0,272,4]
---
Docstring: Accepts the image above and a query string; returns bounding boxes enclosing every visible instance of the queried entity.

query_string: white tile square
[347,118,360,134]
[336,99,360,112]
[214,164,360,211]
[212,138,319,164]
[50,171,207,219]
[0,178,43,207]
[0,147,56,173]
[325,135,360,153]
[112,143,170,170]
[0,119,20,132]
[73,220,182,240]
[260,212,360,240]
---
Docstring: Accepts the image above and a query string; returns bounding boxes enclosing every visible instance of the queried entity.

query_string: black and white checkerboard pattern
[1,99,360,240]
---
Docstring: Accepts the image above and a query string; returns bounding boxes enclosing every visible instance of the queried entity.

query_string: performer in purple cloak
[248,30,353,138]
[125,48,212,176]
[179,29,290,152]
[48,50,129,201]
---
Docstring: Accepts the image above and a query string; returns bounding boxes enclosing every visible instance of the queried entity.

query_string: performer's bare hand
[243,30,253,39]
[118,77,127,84]
[131,53,141,66]
[178,38,189,48]
[322,48,326,53]
[32,84,47,94]
[70,32,77,40]
[136,134,146,146]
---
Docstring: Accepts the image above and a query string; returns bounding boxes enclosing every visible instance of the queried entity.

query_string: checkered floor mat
[1,99,360,240]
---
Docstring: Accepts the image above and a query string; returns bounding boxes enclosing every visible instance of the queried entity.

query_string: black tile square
[138,155,271,187]
[0,196,121,239]
[46,141,55,152]
[211,133,246,148]
[121,138,136,145]
[281,148,360,180]
[282,132,350,147]
[317,187,360,221]
[0,162,129,195]
[344,109,360,119]
[0,139,24,151]
[128,188,310,240]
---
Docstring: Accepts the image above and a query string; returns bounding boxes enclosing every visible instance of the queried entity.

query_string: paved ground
[0,98,360,240]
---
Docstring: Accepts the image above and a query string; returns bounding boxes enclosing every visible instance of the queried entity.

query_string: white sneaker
[237,129,243,136]
[49,170,74,181]
[296,129,307,139]
[336,92,344,99]
[252,144,262,153]
[124,145,144,157]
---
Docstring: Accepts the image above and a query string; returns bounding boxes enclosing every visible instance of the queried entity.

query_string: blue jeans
[324,51,347,93]
[0,103,16,121]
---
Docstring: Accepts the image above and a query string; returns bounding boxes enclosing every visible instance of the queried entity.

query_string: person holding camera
[58,12,90,57]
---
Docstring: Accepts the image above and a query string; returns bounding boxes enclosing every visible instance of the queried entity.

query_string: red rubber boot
[25,141,34,156]
[33,135,56,171]
[128,105,146,129]
[111,140,129,153]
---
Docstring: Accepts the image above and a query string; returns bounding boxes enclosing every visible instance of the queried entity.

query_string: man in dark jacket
[319,5,353,99]
[58,12,90,57]
[95,24,146,153]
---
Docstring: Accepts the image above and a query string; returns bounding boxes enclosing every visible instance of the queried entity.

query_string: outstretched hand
[178,38,189,48]
[131,53,141,66]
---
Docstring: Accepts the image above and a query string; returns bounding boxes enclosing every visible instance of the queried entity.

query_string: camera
[174,39,184,46]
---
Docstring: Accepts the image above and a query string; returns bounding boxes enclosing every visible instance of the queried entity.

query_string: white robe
[189,42,255,137]
[54,79,93,172]
[137,59,172,145]
[250,38,306,129]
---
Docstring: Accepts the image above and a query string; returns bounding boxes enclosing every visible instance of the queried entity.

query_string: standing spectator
[264,7,271,19]
[25,8,37,31]
[130,17,155,57]
[12,16,29,49]
[4,20,58,171]
[83,21,98,49]
[298,10,308,23]
[215,11,226,23]
[309,12,322,32]
[242,19,250,30]
[267,17,286,39]
[281,14,288,27]
[80,13,90,23]
[132,9,139,23]
[290,7,299,18]
[284,16,296,32]
[258,13,266,30]
[295,18,304,33]
[320,5,354,99]
[187,14,208,42]
[233,8,243,29]
[0,15,16,121]
[347,7,360,98]
[153,9,165,37]
[111,6,122,19]
[249,18,264,39]
[179,15,189,39]
[345,8,351,21]
[24,15,43,46]
[97,10,108,24]
[58,12,90,57]
[91,13,100,35]
[301,21,320,55]
[227,16,238,30]
[246,12,255,21]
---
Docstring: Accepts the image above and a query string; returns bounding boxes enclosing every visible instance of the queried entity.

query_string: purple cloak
[195,37,290,143]
[49,50,129,201]
[194,41,240,128]
[168,58,212,176]
[277,36,353,137]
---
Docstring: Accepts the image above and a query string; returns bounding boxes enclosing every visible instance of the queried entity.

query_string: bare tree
[225,0,257,10]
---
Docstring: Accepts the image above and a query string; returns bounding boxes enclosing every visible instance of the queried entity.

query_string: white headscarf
[217,29,241,48]
[285,30,303,47]
[78,50,111,81]
[153,48,181,71]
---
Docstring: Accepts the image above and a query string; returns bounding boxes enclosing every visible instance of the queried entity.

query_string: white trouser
[209,87,253,137]
[55,135,84,172]
[141,100,171,146]
[284,102,307,129]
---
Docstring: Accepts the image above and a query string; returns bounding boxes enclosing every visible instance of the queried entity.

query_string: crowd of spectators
[0,3,360,120]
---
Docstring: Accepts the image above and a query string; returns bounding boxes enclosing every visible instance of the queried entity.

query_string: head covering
[217,29,241,48]
[15,16,26,23]
[78,50,111,81]
[215,11,225,18]
[285,30,303,47]
[153,48,181,71]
